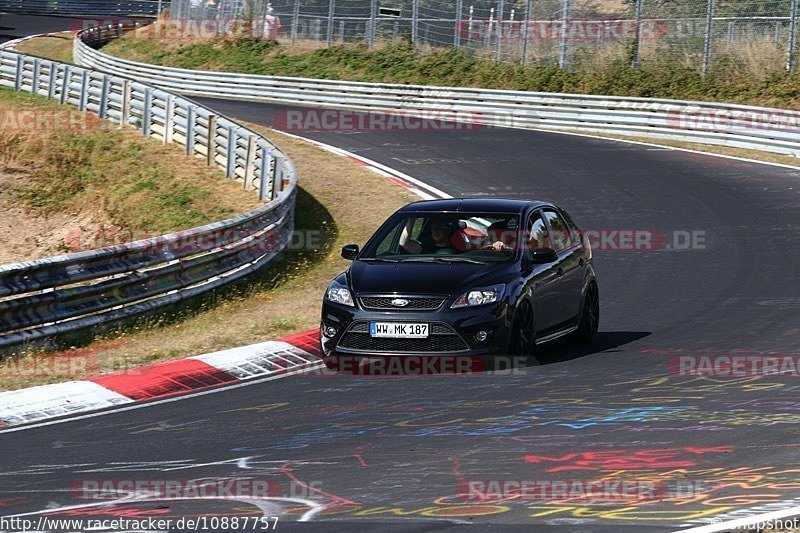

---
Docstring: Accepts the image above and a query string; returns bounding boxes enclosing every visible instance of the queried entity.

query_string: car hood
[348,260,514,297]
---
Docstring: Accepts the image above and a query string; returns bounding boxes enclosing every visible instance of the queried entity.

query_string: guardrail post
[142,87,153,135]
[631,0,644,68]
[31,58,40,94]
[244,135,257,190]
[61,66,74,105]
[272,155,284,199]
[47,62,57,100]
[79,70,89,111]
[165,94,175,144]
[259,145,273,201]
[99,75,110,119]
[326,0,335,47]
[186,105,196,156]
[521,0,531,65]
[121,79,131,126]
[206,114,217,165]
[454,0,463,48]
[14,55,23,91]
[702,0,715,76]
[412,0,419,46]
[558,0,572,68]
[788,0,799,72]
[226,125,238,178]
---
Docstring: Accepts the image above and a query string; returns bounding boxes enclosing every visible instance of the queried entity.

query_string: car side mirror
[529,248,558,264]
[341,244,359,261]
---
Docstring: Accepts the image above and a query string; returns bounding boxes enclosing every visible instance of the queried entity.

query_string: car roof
[398,198,553,214]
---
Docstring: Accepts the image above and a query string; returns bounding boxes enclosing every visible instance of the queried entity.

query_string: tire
[504,300,539,367]
[574,282,599,344]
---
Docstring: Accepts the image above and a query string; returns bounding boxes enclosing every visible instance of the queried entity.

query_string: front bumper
[320,297,511,359]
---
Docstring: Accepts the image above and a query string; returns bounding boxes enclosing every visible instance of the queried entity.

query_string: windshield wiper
[359,257,400,263]
[432,257,488,265]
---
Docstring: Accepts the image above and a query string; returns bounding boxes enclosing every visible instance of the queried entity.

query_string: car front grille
[360,297,445,311]
[337,322,469,353]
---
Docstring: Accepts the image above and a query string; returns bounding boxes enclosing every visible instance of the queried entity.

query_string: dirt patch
[0,164,117,262]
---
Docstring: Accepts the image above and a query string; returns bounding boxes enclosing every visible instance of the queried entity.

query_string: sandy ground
[0,163,117,264]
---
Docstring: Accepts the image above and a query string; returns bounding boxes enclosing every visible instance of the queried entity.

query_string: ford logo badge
[391,298,409,307]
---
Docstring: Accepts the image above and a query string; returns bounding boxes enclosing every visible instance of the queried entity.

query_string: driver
[400,218,457,254]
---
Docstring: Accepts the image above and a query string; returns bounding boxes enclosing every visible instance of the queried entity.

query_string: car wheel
[574,282,599,344]
[506,300,539,366]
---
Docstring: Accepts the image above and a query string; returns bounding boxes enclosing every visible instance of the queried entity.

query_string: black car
[320,198,599,368]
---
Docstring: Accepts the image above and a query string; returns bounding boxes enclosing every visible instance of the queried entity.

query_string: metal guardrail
[0,45,297,354]
[0,0,159,16]
[74,23,800,158]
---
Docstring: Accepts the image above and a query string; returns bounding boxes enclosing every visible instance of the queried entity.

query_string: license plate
[370,322,429,338]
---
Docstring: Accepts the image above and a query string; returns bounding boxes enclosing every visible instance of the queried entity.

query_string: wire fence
[165,0,800,74]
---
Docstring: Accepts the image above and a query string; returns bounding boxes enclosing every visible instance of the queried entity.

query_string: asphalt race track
[2,14,800,532]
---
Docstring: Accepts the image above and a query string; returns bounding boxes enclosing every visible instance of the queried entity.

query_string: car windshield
[360,212,522,263]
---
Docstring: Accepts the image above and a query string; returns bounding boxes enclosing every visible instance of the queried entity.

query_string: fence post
[14,55,23,91]
[31,58,40,94]
[558,0,571,68]
[369,0,377,48]
[99,76,110,119]
[521,0,531,65]
[120,80,130,126]
[227,126,237,178]
[47,62,57,100]
[272,156,284,199]
[631,0,644,68]
[142,87,152,135]
[245,135,257,190]
[495,0,504,61]
[702,0,715,76]
[326,0,335,47]
[788,0,799,72]
[291,0,300,46]
[165,94,175,145]
[454,0,463,47]
[412,0,419,46]
[79,71,90,111]
[259,145,274,201]
[206,114,217,164]
[186,105,196,155]
[60,65,71,105]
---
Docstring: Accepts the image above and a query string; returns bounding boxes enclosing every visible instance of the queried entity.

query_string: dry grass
[0,87,258,262]
[0,128,417,391]
[14,32,75,64]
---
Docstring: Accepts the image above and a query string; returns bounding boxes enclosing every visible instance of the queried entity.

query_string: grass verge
[0,128,417,391]
[0,85,257,262]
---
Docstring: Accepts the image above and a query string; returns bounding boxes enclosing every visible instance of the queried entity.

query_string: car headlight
[451,284,505,309]
[326,279,354,307]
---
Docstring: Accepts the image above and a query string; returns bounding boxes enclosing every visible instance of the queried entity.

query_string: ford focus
[320,198,599,368]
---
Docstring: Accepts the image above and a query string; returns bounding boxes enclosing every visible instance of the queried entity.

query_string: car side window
[543,210,574,252]
[527,212,550,250]
[376,223,403,255]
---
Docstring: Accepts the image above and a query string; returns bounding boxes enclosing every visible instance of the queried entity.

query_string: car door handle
[556,268,565,278]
